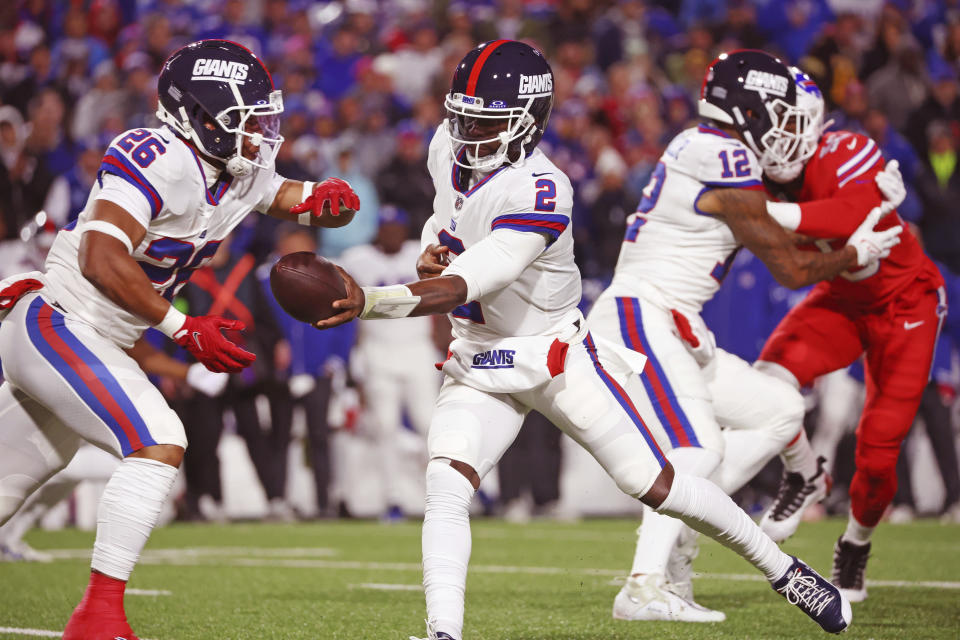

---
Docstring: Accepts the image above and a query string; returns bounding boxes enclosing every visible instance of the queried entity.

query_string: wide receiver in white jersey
[0,40,360,639]
[587,50,902,623]
[319,40,854,639]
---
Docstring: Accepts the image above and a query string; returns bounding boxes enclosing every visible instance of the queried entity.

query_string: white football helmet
[760,67,828,184]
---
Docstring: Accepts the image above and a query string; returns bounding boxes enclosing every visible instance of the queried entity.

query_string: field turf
[0,518,957,639]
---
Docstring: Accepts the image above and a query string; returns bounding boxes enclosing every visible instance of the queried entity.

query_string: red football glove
[289,177,360,219]
[172,315,256,373]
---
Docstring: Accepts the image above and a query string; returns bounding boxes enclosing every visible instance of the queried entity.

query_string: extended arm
[265,178,360,228]
[697,187,859,289]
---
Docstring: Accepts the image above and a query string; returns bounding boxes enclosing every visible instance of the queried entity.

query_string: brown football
[270,252,347,324]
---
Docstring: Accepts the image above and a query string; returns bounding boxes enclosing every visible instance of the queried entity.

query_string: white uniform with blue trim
[418,125,668,498]
[587,124,804,470]
[0,126,282,469]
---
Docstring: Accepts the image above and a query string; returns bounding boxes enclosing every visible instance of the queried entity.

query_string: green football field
[0,518,957,639]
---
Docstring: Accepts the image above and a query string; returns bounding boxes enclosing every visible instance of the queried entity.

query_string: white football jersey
[423,125,581,342]
[607,124,764,314]
[339,240,433,348]
[43,126,283,347]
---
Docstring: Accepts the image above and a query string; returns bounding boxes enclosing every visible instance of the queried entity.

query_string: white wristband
[359,285,421,319]
[81,220,134,253]
[765,201,802,231]
[155,305,187,338]
[298,181,316,226]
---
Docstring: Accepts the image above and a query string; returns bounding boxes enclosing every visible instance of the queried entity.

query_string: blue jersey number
[718,149,751,178]
[116,129,166,169]
[140,238,222,300]
[436,228,485,323]
[534,179,557,212]
[638,162,666,214]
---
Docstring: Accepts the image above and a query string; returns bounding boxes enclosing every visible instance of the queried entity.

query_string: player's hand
[290,177,360,220]
[875,159,905,215]
[185,362,230,396]
[172,315,257,373]
[417,244,450,279]
[670,309,716,367]
[314,265,364,330]
[846,206,903,267]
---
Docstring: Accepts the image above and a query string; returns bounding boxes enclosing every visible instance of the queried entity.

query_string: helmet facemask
[445,92,537,172]
[759,90,824,184]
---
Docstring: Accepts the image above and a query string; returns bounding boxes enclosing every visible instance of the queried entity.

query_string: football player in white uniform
[0,40,359,639]
[318,40,855,639]
[589,51,901,623]
[339,205,442,517]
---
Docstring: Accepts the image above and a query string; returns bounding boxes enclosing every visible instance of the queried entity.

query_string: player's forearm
[770,192,880,238]
[267,179,354,228]
[79,241,172,326]
[407,276,468,315]
[781,246,857,288]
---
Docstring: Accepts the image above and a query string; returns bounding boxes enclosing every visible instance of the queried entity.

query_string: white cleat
[665,526,700,601]
[0,541,52,563]
[612,573,726,623]
[760,456,832,542]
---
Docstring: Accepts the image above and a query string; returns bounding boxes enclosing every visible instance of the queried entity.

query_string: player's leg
[756,290,864,540]
[366,370,408,515]
[837,286,945,602]
[533,334,851,632]
[709,349,806,495]
[2,295,185,639]
[587,295,724,618]
[416,379,526,640]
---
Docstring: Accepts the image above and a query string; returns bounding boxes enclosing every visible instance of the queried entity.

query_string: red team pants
[760,279,947,527]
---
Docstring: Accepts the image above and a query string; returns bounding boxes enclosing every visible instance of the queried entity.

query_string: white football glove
[186,362,229,397]
[846,206,903,267]
[875,159,905,215]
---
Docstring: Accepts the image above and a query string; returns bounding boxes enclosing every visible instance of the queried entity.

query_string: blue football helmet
[698,50,799,172]
[445,40,554,172]
[156,39,283,177]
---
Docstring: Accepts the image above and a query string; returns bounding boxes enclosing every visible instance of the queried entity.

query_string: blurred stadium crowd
[2,0,960,530]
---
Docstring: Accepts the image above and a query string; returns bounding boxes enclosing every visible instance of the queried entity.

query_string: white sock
[422,460,475,640]
[716,428,790,495]
[91,457,178,581]
[658,473,792,582]
[631,447,718,576]
[781,429,819,478]
[842,515,875,546]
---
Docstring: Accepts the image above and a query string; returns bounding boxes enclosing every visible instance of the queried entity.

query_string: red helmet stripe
[466,39,510,97]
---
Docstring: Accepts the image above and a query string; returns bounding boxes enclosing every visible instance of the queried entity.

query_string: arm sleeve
[443,229,547,301]
[254,172,288,213]
[94,173,154,229]
[794,183,884,238]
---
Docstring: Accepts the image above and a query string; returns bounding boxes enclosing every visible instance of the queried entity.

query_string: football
[270,252,347,324]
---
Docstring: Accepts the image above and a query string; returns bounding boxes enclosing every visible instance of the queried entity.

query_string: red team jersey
[793,130,943,307]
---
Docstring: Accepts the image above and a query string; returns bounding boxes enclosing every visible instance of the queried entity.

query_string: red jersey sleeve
[794,132,887,239]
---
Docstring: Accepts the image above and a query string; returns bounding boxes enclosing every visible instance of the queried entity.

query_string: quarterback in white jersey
[588,50,900,623]
[0,40,360,639]
[318,41,854,639]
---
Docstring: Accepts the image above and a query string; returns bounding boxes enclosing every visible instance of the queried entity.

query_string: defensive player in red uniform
[752,69,946,602]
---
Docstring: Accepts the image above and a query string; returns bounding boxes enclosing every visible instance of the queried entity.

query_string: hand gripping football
[270,252,347,324]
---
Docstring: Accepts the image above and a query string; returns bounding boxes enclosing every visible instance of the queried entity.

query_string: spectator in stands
[866,39,928,130]
[319,144,378,257]
[916,121,960,271]
[906,59,960,158]
[0,104,59,239]
[376,124,433,232]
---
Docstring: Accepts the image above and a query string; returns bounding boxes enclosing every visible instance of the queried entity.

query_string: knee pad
[609,459,659,500]
[667,446,721,478]
[763,380,806,443]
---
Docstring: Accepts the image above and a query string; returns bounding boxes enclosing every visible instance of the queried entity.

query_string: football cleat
[613,573,726,623]
[664,526,700,601]
[409,619,457,640]
[772,556,851,633]
[760,456,832,542]
[832,537,870,603]
[0,541,53,563]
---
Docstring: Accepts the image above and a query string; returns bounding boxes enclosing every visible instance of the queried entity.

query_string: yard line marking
[350,583,423,591]
[40,548,960,591]
[0,628,61,637]
[126,588,172,596]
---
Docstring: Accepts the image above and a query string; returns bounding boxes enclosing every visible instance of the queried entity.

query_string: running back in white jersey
[43,126,283,347]
[422,125,581,342]
[339,240,434,349]
[609,124,764,314]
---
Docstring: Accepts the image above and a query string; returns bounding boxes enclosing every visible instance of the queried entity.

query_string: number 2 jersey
[607,124,763,315]
[783,130,942,308]
[43,126,283,347]
[421,125,581,343]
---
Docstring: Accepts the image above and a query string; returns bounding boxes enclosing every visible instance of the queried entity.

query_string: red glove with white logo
[670,308,716,367]
[171,315,256,373]
[290,177,360,218]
